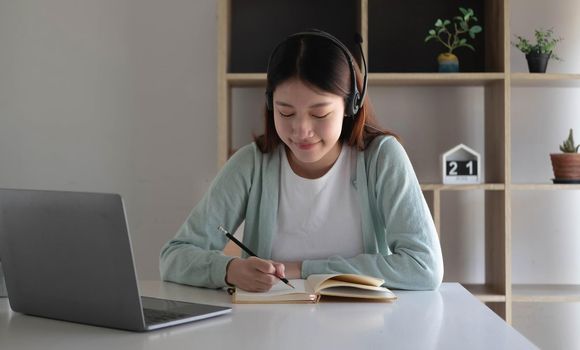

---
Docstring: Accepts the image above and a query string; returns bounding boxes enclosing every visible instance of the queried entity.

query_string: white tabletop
[0,282,536,350]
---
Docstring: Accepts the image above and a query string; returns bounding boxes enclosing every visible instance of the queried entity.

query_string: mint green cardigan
[160,136,443,290]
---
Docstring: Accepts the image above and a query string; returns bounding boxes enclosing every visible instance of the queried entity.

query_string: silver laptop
[0,189,231,331]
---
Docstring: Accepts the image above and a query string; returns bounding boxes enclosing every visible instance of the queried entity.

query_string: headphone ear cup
[346,91,360,117]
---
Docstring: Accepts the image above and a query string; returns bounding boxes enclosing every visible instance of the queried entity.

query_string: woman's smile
[294,140,321,150]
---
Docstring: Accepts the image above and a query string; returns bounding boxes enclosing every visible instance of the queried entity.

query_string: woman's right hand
[225,257,285,292]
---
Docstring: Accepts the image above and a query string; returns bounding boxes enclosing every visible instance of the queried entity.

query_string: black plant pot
[525,52,551,73]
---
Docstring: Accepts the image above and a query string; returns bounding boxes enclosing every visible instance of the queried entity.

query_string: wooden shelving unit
[511,73,580,87]
[226,72,506,87]
[420,183,505,191]
[464,284,507,303]
[512,284,580,303]
[227,73,266,87]
[512,184,580,191]
[217,0,580,324]
[368,73,505,86]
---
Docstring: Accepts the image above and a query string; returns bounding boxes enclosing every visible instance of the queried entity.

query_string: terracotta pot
[550,153,580,179]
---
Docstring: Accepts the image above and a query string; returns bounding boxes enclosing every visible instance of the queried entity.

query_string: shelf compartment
[421,183,505,191]
[228,0,361,73]
[367,0,487,73]
[511,184,580,191]
[513,284,580,302]
[462,283,506,303]
[511,73,580,87]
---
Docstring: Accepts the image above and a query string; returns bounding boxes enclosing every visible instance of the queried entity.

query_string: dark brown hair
[255,34,397,153]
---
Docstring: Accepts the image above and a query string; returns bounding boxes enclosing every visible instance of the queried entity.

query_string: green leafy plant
[424,7,482,54]
[512,28,563,61]
[559,129,580,153]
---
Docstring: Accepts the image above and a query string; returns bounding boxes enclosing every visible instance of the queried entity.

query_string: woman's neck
[286,142,343,179]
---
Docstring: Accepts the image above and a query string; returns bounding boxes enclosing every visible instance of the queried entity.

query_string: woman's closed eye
[279,111,295,118]
[311,111,332,119]
[278,110,332,119]
[278,111,332,118]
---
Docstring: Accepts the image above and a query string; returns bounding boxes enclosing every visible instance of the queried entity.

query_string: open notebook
[232,274,397,304]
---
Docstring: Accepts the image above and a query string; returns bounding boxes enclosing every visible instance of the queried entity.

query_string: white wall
[0,0,579,348]
[0,0,218,280]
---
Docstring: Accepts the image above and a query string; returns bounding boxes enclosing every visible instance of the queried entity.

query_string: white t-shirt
[270,145,363,262]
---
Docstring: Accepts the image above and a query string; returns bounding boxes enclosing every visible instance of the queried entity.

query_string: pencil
[218,225,295,289]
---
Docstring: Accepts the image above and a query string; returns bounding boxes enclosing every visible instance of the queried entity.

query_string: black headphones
[265,29,368,118]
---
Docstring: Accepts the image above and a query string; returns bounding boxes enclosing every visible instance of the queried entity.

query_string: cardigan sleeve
[302,137,444,290]
[159,144,256,289]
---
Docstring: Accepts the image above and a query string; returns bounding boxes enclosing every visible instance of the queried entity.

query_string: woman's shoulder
[360,135,414,177]
[225,142,281,169]
[364,135,405,158]
[229,142,259,161]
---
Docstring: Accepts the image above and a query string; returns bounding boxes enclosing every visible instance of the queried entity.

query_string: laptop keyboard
[143,308,191,325]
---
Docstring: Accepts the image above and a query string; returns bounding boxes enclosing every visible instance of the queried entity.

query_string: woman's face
[273,78,345,178]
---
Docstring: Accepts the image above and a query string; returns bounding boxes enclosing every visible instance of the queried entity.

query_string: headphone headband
[265,29,368,118]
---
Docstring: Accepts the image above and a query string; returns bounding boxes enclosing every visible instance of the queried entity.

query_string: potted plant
[550,129,580,183]
[424,7,482,72]
[512,28,563,73]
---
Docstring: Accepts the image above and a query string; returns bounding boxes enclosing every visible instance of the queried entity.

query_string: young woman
[160,30,443,292]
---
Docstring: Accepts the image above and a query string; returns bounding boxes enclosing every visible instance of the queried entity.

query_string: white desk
[0,282,536,350]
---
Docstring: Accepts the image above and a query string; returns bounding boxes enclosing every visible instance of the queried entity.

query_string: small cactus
[559,129,580,153]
